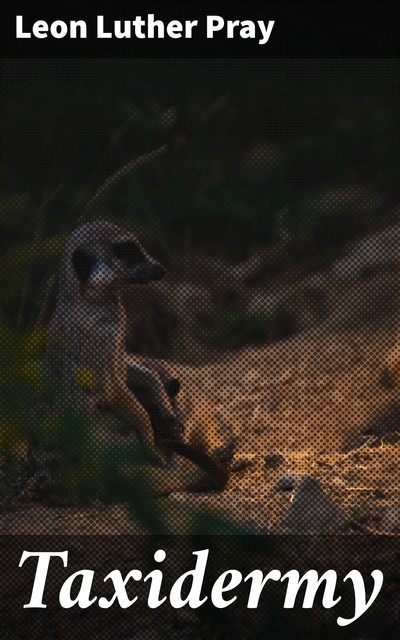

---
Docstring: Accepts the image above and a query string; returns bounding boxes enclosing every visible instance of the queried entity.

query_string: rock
[332,220,400,281]
[277,474,297,491]
[277,475,348,533]
[357,400,400,446]
[264,453,285,469]
[381,504,400,533]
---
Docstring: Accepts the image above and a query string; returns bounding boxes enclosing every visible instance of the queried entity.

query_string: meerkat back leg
[104,371,227,492]
[126,362,183,444]
[131,357,236,466]
[126,362,180,419]
[127,361,229,491]
[134,356,181,400]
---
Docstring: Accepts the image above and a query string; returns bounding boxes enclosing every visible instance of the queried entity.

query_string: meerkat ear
[72,247,96,283]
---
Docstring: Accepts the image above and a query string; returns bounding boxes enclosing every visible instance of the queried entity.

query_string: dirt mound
[193,328,398,454]
[170,328,400,532]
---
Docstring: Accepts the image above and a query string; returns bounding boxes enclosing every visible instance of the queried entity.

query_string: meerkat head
[59,221,166,301]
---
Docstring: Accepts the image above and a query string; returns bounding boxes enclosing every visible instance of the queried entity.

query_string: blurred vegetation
[0,59,399,525]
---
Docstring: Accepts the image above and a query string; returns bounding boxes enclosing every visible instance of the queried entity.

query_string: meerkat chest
[50,301,121,388]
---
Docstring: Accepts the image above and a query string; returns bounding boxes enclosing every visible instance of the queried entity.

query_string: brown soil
[2,327,400,535]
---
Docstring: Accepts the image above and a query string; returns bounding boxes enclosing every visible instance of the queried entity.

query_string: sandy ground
[2,326,400,535]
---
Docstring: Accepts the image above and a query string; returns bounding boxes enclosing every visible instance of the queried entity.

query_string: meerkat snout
[112,240,166,283]
[128,261,166,283]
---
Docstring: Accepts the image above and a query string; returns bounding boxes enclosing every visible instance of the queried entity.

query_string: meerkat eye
[113,241,145,266]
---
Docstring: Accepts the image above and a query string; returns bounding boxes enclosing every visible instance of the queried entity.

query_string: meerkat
[39,220,231,497]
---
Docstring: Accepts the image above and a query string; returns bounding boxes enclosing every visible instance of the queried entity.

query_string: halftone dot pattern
[1,58,400,637]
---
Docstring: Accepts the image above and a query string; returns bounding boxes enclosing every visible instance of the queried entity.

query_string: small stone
[264,453,285,469]
[374,488,386,499]
[277,474,297,491]
[330,477,346,488]
[277,475,347,533]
